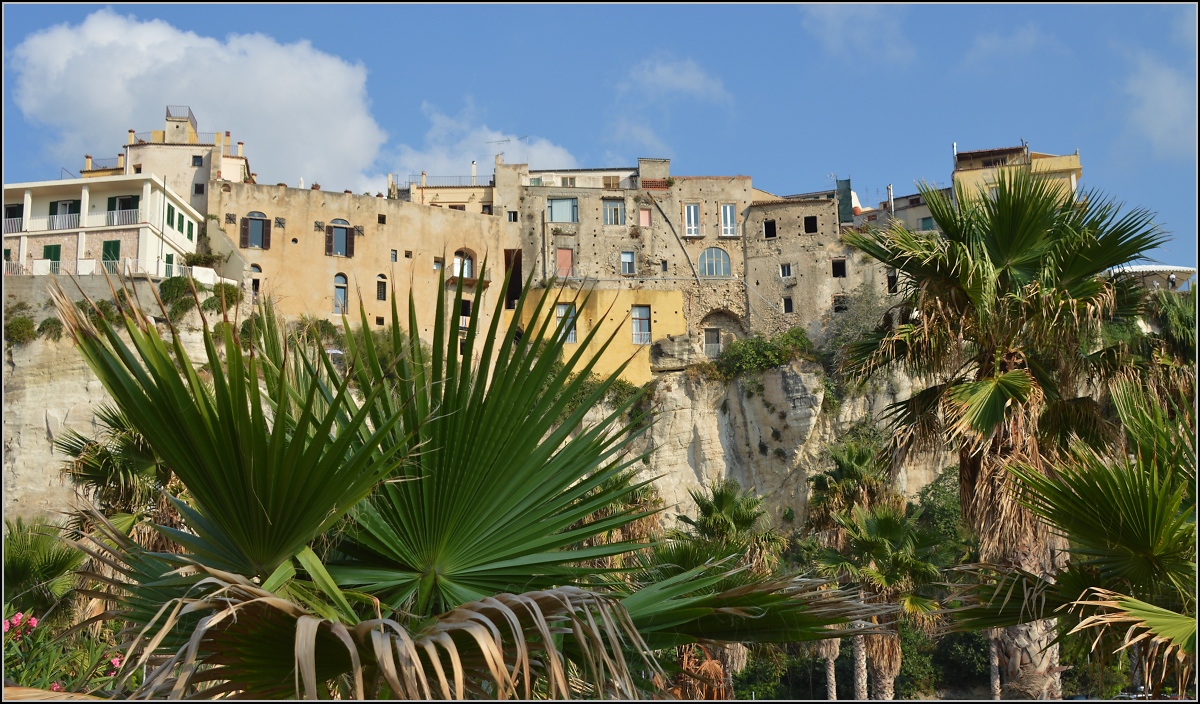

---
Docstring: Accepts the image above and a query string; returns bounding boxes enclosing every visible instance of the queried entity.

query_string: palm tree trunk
[825,654,838,700]
[995,620,1063,699]
[989,630,1001,700]
[815,633,841,700]
[878,674,896,700]
[853,633,868,700]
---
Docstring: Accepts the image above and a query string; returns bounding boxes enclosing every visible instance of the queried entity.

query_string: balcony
[4,261,27,276]
[25,213,82,230]
[4,217,21,234]
[96,209,142,227]
[18,210,143,233]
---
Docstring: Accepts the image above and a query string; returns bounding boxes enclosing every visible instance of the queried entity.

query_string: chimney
[85,154,93,171]
[117,153,125,169]
[237,141,244,157]
[952,141,958,171]
[887,184,894,216]
[471,160,477,186]
[127,130,135,145]
[421,171,427,187]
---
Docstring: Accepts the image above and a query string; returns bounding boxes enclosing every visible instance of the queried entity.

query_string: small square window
[314,220,325,231]
[804,216,818,234]
[909,197,922,207]
[378,214,387,225]
[404,250,412,259]
[780,263,792,278]
[449,204,465,211]
[661,259,668,273]
[133,165,142,174]
[194,182,206,195]
[603,175,621,189]
[764,220,777,238]
[390,249,398,262]
[376,316,385,326]
[783,297,794,314]
[481,204,493,215]
[434,257,444,270]
[274,217,285,229]
[225,213,236,224]
[192,156,203,167]
[561,176,576,187]
[832,258,847,278]
[507,211,518,222]
[887,268,899,294]
[620,251,635,275]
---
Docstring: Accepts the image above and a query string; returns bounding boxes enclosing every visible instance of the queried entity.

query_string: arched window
[376,274,387,302]
[334,273,348,314]
[697,247,731,277]
[244,211,269,249]
[250,264,262,273]
[453,249,474,279]
[329,219,350,257]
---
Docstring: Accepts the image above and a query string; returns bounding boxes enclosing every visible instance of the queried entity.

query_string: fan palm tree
[42,266,887,700]
[945,378,1195,698]
[3,518,85,625]
[674,478,787,573]
[816,504,942,700]
[842,167,1166,697]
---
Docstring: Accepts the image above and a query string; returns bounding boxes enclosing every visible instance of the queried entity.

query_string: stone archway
[697,309,747,360]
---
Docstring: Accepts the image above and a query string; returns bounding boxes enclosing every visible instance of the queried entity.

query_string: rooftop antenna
[60,167,78,180]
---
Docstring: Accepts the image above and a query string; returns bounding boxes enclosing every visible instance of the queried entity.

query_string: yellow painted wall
[519,286,688,385]
[954,152,1081,202]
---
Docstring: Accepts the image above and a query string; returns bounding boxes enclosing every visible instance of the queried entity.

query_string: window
[603,175,621,190]
[548,198,578,223]
[481,204,492,215]
[390,249,397,262]
[507,211,518,222]
[376,316,385,326]
[988,186,999,201]
[459,299,472,329]
[434,257,444,270]
[404,251,412,259]
[133,165,142,174]
[245,211,268,249]
[192,155,203,167]
[378,214,387,225]
[620,251,635,275]
[603,200,626,225]
[887,268,898,294]
[684,203,701,237]
[3,249,9,262]
[560,176,576,187]
[918,216,934,231]
[764,219,777,238]
[720,204,737,237]
[832,258,846,278]
[167,204,175,229]
[632,305,651,345]
[377,275,387,301]
[178,213,184,232]
[833,294,848,313]
[529,177,542,186]
[453,250,474,278]
[334,274,348,314]
[556,248,573,278]
[185,220,193,241]
[102,241,120,272]
[194,183,205,195]
[661,259,668,273]
[639,208,652,227]
[697,247,731,277]
[556,303,576,343]
[250,265,261,303]
[330,218,349,257]
[704,328,722,357]
[448,204,466,211]
[165,253,174,278]
[804,215,818,234]
[783,296,793,314]
[779,263,792,278]
[908,197,921,207]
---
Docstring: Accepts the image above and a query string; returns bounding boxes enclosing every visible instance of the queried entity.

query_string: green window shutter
[167,204,175,229]
[130,195,140,210]
[107,197,117,212]
[4,249,11,262]
[49,201,58,216]
[187,221,193,240]
[43,244,61,261]
[178,213,184,231]
[68,201,81,215]
[102,240,121,261]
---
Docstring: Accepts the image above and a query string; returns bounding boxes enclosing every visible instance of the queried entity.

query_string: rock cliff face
[4,337,948,524]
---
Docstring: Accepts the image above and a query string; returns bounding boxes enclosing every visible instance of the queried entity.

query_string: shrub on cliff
[4,315,36,345]
[713,327,815,380]
[36,317,63,341]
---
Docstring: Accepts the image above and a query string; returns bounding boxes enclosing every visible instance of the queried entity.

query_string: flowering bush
[3,604,135,694]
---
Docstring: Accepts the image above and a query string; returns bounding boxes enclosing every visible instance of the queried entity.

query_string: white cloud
[961,23,1063,67]
[1123,52,1197,160]
[387,103,577,179]
[10,9,387,191]
[620,57,731,104]
[800,5,915,65]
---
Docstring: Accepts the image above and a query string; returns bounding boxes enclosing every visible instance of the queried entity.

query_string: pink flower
[3,620,8,633]
[28,617,37,628]
[49,683,64,692]
[111,655,122,667]
[11,613,22,625]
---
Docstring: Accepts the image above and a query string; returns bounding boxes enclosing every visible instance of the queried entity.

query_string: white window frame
[780,263,792,278]
[604,199,626,226]
[620,251,635,275]
[632,305,651,345]
[684,203,701,237]
[720,203,737,237]
[548,198,578,223]
[556,303,577,343]
[698,247,731,278]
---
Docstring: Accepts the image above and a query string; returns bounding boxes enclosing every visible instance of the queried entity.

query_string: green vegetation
[713,327,814,380]
[5,313,36,345]
[199,282,242,313]
[36,317,63,341]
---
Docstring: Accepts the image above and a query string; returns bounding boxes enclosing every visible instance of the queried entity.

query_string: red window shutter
[262,220,272,250]
[325,226,334,256]
[345,225,355,258]
[240,218,249,248]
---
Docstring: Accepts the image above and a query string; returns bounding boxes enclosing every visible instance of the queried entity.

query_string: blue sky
[4,4,1196,266]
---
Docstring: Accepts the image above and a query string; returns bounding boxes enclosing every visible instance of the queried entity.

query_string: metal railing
[633,330,651,345]
[166,105,198,132]
[133,132,157,144]
[193,132,218,144]
[4,261,27,276]
[85,157,121,170]
[93,209,142,227]
[48,260,62,275]
[102,259,121,275]
[3,217,21,234]
[48,213,81,230]
[404,175,495,188]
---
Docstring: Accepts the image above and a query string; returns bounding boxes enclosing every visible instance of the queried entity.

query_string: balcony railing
[47,213,81,230]
[4,217,21,234]
[102,259,121,275]
[633,330,651,345]
[404,175,495,187]
[133,132,155,144]
[4,261,27,276]
[94,209,142,227]
[84,157,121,171]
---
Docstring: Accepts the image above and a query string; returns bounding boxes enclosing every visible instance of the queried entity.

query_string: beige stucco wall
[954,152,1081,202]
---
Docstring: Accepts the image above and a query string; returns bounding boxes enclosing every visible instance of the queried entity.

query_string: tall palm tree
[946,378,1195,698]
[817,504,942,700]
[45,268,886,699]
[675,478,787,573]
[842,168,1165,697]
